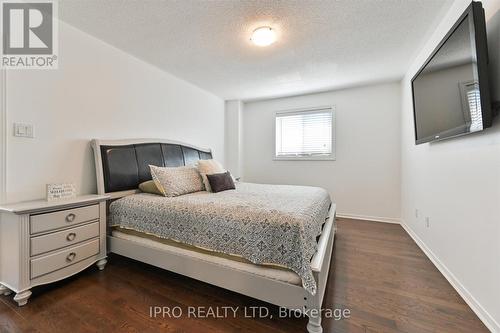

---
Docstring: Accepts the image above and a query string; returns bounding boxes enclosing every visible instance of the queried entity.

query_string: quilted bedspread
[109,182,332,294]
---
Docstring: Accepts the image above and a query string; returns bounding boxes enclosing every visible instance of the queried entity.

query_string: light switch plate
[13,123,34,138]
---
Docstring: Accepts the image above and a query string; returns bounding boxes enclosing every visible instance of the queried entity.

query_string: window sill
[273,156,336,161]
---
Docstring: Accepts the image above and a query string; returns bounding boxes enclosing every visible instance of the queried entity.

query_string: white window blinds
[460,81,483,132]
[466,83,483,132]
[275,107,335,159]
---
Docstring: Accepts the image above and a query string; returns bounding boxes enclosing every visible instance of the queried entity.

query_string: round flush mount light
[251,26,276,47]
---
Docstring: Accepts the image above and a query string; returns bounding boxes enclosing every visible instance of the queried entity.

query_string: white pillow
[150,165,204,197]
[196,159,225,192]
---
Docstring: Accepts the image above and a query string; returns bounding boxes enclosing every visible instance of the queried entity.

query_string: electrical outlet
[425,217,430,228]
[13,123,34,138]
[415,209,419,218]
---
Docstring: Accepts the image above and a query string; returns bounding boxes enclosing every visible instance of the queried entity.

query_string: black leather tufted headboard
[92,140,212,194]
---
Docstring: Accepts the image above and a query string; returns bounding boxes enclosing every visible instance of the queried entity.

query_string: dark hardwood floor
[0,218,488,333]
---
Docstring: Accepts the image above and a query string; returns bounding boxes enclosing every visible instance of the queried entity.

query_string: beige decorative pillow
[196,159,225,192]
[138,180,163,196]
[149,165,204,197]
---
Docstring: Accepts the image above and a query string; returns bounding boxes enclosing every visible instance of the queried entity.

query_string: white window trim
[273,105,336,161]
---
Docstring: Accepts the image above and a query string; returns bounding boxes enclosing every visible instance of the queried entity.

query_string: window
[275,107,335,160]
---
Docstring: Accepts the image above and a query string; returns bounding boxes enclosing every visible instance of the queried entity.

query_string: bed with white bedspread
[109,182,331,295]
[91,138,336,333]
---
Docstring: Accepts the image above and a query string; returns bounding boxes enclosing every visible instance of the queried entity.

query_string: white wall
[0,70,5,204]
[224,100,243,178]
[2,21,224,203]
[401,0,500,330]
[242,82,401,222]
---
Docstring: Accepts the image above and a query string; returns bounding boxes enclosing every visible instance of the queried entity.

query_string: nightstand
[0,195,109,306]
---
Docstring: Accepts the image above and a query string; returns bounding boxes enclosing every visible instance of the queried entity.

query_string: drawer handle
[66,232,76,241]
[65,213,76,223]
[66,252,76,262]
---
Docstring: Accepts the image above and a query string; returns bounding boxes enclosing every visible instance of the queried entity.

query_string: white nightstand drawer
[30,221,100,256]
[30,204,99,234]
[31,238,99,279]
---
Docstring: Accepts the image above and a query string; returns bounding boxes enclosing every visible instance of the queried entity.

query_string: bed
[91,139,336,333]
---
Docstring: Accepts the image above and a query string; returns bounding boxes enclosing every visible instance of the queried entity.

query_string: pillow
[206,171,236,193]
[196,159,225,192]
[138,180,163,196]
[149,165,204,197]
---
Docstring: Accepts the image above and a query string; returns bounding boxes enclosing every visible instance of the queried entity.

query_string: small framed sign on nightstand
[46,183,76,201]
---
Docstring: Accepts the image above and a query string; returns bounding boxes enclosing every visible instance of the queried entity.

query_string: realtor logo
[1,0,58,69]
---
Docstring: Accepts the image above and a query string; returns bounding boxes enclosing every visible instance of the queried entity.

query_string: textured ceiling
[59,0,453,101]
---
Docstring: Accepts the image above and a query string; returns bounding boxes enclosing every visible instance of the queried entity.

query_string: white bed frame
[91,139,336,333]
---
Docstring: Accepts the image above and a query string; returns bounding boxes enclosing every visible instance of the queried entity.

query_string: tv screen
[411,2,491,144]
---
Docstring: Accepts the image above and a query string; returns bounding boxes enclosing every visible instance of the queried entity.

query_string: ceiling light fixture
[251,26,276,47]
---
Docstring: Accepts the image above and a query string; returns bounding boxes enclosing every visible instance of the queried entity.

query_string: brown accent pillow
[196,159,225,192]
[206,171,235,193]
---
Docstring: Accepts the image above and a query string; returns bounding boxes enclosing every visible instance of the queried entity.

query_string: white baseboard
[401,221,499,333]
[336,213,401,224]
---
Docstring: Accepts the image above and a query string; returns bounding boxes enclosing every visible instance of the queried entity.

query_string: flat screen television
[411,1,491,144]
